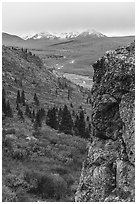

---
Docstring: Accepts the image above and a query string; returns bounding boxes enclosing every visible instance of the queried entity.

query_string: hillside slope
[2,46,92,202]
[75,42,135,201]
[2,46,91,110]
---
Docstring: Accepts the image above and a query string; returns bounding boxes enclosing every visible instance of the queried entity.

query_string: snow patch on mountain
[21,29,107,40]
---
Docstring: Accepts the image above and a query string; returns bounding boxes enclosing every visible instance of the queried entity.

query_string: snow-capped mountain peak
[21,29,106,40]
[78,29,106,38]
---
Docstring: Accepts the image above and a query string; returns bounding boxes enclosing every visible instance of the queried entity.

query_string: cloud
[2,2,135,36]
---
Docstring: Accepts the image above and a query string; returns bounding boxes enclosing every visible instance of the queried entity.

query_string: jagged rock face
[75,42,135,202]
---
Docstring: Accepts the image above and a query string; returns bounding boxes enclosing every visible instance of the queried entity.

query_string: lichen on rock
[75,41,135,202]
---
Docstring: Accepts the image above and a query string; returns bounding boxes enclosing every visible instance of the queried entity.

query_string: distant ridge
[2,32,24,42]
[20,29,107,40]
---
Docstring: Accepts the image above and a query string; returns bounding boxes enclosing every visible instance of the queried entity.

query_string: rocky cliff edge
[75,41,135,202]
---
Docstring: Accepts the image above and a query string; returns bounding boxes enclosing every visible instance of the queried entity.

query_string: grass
[2,122,88,202]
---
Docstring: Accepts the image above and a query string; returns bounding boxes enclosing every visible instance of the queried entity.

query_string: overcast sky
[2,2,135,37]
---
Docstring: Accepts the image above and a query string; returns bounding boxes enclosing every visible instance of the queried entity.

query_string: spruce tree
[74,114,79,135]
[77,110,86,138]
[58,107,62,126]
[70,103,73,108]
[35,110,42,127]
[2,88,6,99]
[60,105,73,134]
[15,78,17,84]
[46,107,58,130]
[21,90,26,106]
[68,89,71,100]
[32,109,35,118]
[89,123,91,131]
[86,97,89,104]
[34,93,39,106]
[85,127,90,139]
[2,97,6,115]
[6,100,13,117]
[2,88,6,114]
[86,116,90,122]
[85,124,91,139]
[40,108,46,119]
[25,104,31,118]
[16,90,21,104]
[16,103,19,111]
[18,108,24,119]
[72,110,75,117]
[52,107,58,129]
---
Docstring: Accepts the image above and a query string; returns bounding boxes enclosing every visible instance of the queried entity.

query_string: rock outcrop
[75,42,135,202]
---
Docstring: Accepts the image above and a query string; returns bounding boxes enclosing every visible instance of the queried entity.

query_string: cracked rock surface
[75,41,135,202]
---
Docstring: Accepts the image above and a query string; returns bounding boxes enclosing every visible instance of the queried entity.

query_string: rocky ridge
[75,41,135,202]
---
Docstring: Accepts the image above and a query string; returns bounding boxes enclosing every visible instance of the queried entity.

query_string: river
[63,73,93,89]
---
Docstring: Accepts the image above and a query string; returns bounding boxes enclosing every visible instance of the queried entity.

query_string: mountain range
[20,29,106,40]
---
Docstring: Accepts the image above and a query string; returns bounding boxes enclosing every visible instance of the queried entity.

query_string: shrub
[52,173,67,200]
[3,137,13,151]
[15,188,31,202]
[4,128,16,135]
[51,165,69,175]
[11,145,29,161]
[63,173,75,187]
[23,170,67,200]
[5,174,29,191]
[2,185,17,202]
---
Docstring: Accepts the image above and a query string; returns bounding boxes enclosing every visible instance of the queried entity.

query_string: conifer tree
[6,100,13,117]
[68,89,72,100]
[25,104,31,118]
[2,97,6,115]
[60,105,73,134]
[16,103,19,111]
[86,116,90,122]
[35,110,42,127]
[86,97,89,104]
[18,108,24,119]
[16,90,21,104]
[21,90,26,106]
[88,123,91,132]
[72,110,75,117]
[34,93,39,106]
[74,110,86,138]
[41,108,45,120]
[46,107,58,130]
[15,78,17,84]
[77,110,86,138]
[74,114,79,135]
[79,105,83,110]
[58,107,62,125]
[85,127,90,139]
[32,109,35,118]
[70,103,73,108]
[2,88,6,99]
[2,88,6,114]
